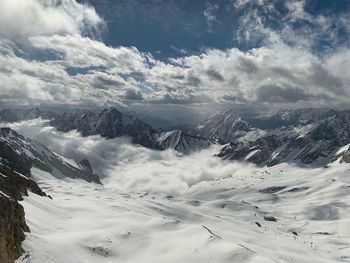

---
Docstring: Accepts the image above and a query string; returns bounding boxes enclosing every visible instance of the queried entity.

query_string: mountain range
[217,110,350,167]
[1,106,350,262]
[0,107,212,154]
[1,107,350,166]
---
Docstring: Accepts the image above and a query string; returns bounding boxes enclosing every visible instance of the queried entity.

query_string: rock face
[50,108,212,153]
[0,164,46,263]
[78,159,94,174]
[156,130,212,154]
[217,111,350,167]
[0,193,26,263]
[193,110,253,143]
[0,127,101,183]
[339,147,350,163]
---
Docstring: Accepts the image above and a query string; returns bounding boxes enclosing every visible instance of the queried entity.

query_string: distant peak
[100,107,122,118]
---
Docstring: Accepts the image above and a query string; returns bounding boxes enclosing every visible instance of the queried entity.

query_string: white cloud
[3,119,250,195]
[0,0,349,110]
[0,33,349,108]
[203,2,220,31]
[0,0,104,41]
[30,34,147,71]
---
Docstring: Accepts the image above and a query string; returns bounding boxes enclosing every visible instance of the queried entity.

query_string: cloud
[2,119,252,195]
[150,93,214,105]
[1,34,350,108]
[0,0,104,41]
[231,0,350,54]
[203,2,220,31]
[256,84,331,104]
[30,35,147,71]
[206,68,225,82]
[308,63,345,95]
[236,56,258,74]
[122,89,144,101]
[0,0,349,110]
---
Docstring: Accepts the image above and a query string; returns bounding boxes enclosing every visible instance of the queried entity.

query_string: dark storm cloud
[256,84,331,104]
[206,68,225,81]
[220,94,247,103]
[123,89,144,101]
[237,56,258,74]
[308,63,345,95]
[93,75,125,89]
[270,67,298,82]
[186,75,202,87]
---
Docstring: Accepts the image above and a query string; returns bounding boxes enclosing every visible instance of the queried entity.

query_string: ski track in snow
[17,161,350,263]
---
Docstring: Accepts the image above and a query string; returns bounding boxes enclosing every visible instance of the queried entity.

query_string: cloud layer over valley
[3,119,251,195]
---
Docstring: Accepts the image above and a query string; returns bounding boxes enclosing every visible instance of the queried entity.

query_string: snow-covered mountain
[194,108,339,144]
[193,110,253,143]
[156,130,211,154]
[0,107,211,154]
[0,126,101,263]
[2,108,350,263]
[242,108,338,129]
[50,108,212,153]
[0,127,100,183]
[217,111,350,166]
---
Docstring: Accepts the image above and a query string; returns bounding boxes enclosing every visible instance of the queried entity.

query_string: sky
[0,0,350,118]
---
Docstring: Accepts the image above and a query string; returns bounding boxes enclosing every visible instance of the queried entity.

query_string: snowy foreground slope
[16,147,350,263]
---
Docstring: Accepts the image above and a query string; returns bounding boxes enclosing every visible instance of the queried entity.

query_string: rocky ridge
[49,108,212,154]
[217,111,350,166]
[0,127,101,183]
[193,110,253,143]
[0,164,46,263]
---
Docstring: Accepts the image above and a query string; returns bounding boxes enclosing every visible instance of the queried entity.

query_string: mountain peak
[217,110,350,167]
[194,110,252,143]
[100,107,122,118]
[49,108,211,153]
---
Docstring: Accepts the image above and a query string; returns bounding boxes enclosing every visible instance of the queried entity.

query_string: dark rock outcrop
[78,159,94,174]
[0,127,101,262]
[0,164,46,263]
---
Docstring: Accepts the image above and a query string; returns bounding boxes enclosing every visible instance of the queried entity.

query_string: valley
[18,158,350,263]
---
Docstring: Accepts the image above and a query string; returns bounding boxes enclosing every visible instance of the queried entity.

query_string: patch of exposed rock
[0,164,46,263]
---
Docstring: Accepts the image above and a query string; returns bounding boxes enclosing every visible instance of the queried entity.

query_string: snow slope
[17,148,350,263]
